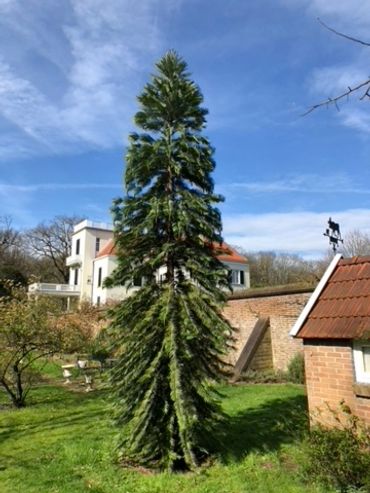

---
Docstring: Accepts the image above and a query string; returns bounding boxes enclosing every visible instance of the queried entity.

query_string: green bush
[241,369,288,384]
[304,405,370,492]
[240,353,305,385]
[286,353,305,384]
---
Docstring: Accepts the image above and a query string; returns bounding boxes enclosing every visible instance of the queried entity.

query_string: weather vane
[323,217,343,252]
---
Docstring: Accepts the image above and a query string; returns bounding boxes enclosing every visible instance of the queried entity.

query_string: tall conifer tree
[106,51,232,471]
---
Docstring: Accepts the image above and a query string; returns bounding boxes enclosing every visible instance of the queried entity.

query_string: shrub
[304,404,370,492]
[241,369,288,384]
[240,353,305,385]
[286,353,305,384]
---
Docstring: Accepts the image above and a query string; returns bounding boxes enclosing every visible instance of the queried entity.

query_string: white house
[29,219,250,306]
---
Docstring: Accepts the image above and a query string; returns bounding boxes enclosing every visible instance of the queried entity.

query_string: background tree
[26,215,82,283]
[0,216,30,297]
[0,216,20,256]
[106,51,232,471]
[0,285,95,408]
[235,249,324,288]
[342,229,370,257]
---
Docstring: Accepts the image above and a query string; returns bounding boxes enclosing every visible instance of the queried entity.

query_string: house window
[353,341,370,384]
[231,270,245,285]
[74,268,79,286]
[96,296,101,307]
[97,267,102,287]
[95,237,100,253]
[363,347,370,373]
[76,239,80,255]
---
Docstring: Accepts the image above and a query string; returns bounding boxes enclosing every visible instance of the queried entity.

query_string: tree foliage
[106,51,232,471]
[0,284,94,408]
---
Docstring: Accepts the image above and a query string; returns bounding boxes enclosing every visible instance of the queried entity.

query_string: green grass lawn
[0,382,333,493]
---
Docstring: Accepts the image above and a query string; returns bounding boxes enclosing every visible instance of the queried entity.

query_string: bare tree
[0,216,20,256]
[26,216,82,283]
[234,248,322,288]
[342,229,370,258]
[304,18,370,115]
[0,217,29,296]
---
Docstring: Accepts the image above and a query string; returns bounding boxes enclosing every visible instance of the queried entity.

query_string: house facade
[29,219,250,305]
[290,254,370,426]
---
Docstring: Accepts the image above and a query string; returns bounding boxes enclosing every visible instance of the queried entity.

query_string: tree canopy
[106,51,232,471]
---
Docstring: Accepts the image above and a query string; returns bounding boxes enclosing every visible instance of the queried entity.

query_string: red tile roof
[210,242,248,264]
[298,256,370,339]
[96,239,247,264]
[95,239,115,258]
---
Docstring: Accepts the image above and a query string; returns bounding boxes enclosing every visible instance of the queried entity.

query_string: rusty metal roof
[298,256,370,339]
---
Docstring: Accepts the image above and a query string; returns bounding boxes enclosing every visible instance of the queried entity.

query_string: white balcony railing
[28,283,81,297]
[66,254,82,267]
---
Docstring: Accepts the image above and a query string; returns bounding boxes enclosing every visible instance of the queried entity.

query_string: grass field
[0,381,333,493]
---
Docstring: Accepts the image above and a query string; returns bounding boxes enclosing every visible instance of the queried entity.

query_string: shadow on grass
[214,393,308,463]
[0,388,111,445]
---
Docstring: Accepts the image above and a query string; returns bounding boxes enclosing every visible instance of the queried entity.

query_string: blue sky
[1,0,370,258]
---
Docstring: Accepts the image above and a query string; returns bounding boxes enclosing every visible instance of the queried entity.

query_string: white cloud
[0,0,178,159]
[0,182,121,193]
[219,173,370,196]
[223,208,370,257]
[0,180,122,228]
[307,61,370,134]
[282,0,370,31]
[0,59,65,147]
[306,0,370,33]
[281,0,370,134]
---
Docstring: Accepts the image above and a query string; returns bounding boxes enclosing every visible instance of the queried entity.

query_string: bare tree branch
[0,216,20,255]
[317,18,370,47]
[302,78,370,116]
[303,19,370,115]
[26,215,82,283]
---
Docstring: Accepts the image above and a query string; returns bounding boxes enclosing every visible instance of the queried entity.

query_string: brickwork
[304,340,370,426]
[249,327,273,371]
[223,291,310,371]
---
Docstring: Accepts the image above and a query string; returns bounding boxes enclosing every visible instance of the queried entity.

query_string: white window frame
[231,269,245,286]
[353,341,370,384]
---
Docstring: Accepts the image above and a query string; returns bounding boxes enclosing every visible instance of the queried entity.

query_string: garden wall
[223,286,314,371]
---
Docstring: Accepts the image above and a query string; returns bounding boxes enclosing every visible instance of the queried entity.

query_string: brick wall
[249,327,273,371]
[304,340,370,426]
[223,290,311,371]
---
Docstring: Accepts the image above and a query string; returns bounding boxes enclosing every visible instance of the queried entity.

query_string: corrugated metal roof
[298,256,370,339]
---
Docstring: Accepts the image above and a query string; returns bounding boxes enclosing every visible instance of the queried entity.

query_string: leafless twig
[317,18,370,47]
[303,19,370,116]
[302,78,370,116]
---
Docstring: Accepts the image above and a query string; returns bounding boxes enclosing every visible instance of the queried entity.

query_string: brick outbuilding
[291,254,370,426]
